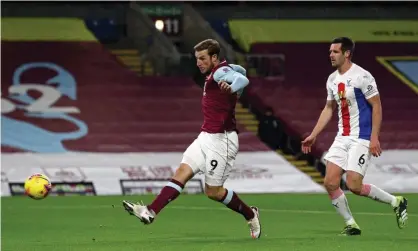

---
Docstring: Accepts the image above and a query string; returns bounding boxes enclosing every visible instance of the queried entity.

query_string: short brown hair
[332,37,355,59]
[194,39,221,58]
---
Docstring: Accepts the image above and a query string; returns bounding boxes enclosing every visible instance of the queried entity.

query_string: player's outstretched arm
[302,100,336,154]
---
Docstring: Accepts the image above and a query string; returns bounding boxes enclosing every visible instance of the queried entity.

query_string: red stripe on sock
[328,188,344,200]
[360,184,371,196]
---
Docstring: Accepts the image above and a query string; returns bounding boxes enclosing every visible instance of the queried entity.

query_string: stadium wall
[1,152,327,196]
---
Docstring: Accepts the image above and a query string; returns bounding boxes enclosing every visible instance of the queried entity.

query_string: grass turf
[1,193,417,251]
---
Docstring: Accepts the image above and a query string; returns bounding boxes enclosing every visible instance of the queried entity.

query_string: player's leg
[123,138,204,224]
[346,141,408,229]
[147,163,194,214]
[324,161,360,235]
[204,183,258,221]
[323,137,360,236]
[204,164,261,239]
[203,131,261,239]
[123,163,194,224]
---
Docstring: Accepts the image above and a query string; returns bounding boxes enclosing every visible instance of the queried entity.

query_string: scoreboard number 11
[155,18,180,35]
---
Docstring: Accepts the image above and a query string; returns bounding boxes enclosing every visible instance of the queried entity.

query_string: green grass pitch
[2,193,417,251]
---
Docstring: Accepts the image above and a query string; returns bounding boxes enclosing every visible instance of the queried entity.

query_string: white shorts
[181,131,239,186]
[324,136,371,176]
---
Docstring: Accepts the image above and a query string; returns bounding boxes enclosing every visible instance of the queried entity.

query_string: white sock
[360,184,397,207]
[329,188,356,225]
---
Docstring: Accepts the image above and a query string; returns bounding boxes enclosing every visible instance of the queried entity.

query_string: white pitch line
[3,204,416,217]
[170,206,417,217]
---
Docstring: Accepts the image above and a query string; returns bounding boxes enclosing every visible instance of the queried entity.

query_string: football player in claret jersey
[301,37,408,236]
[123,39,261,239]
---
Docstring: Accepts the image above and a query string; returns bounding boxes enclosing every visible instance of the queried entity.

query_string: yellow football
[24,174,52,200]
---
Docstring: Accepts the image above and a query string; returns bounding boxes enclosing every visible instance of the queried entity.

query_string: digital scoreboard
[142,5,183,37]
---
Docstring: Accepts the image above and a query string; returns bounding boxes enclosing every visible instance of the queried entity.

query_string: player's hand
[369,136,382,157]
[301,134,316,154]
[219,81,232,93]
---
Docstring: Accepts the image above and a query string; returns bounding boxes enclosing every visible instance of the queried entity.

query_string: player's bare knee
[346,179,363,195]
[346,182,362,195]
[324,179,340,192]
[324,174,340,192]
[324,162,342,192]
[205,185,224,201]
[346,171,363,195]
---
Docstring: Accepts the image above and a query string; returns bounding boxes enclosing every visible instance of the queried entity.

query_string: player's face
[329,43,348,68]
[195,50,216,74]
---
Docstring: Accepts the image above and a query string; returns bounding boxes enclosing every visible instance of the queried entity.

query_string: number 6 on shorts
[348,144,371,176]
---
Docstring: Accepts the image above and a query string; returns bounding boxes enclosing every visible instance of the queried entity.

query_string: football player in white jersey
[301,37,408,236]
